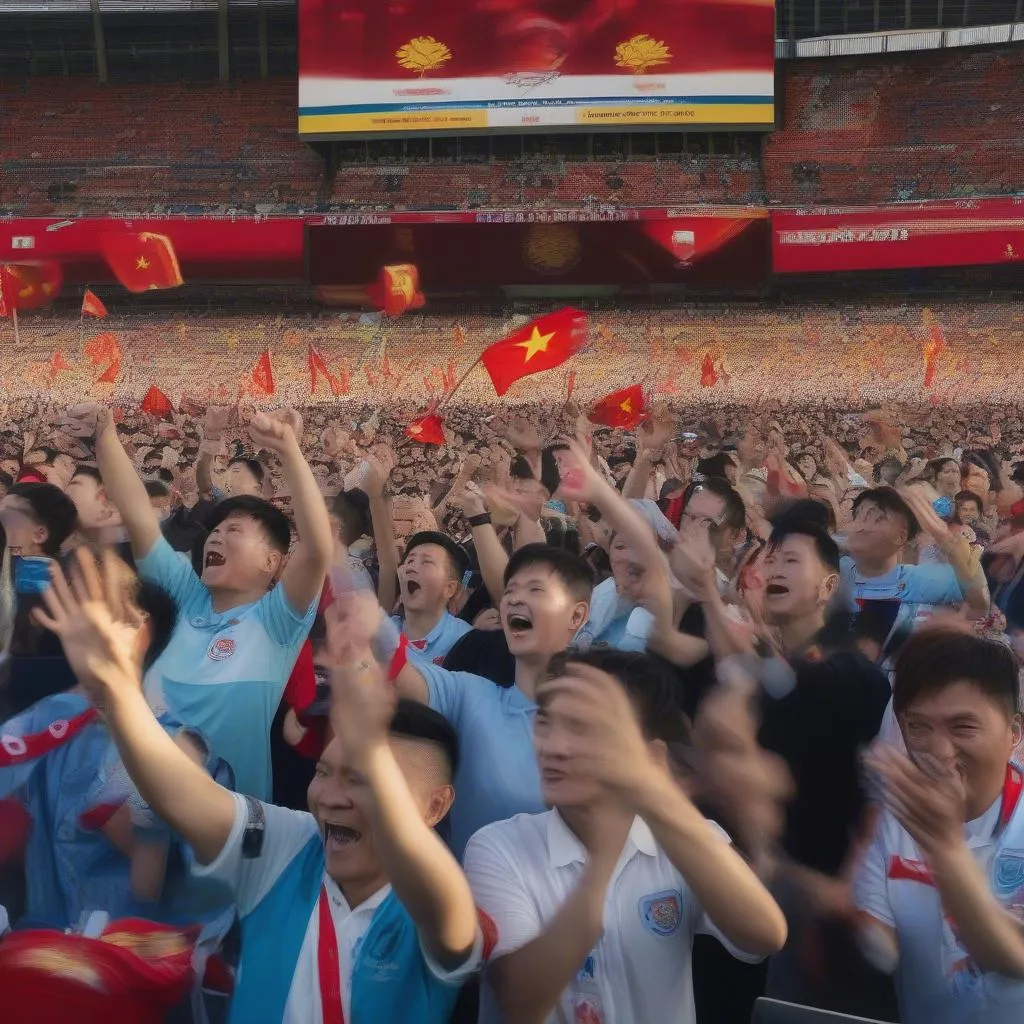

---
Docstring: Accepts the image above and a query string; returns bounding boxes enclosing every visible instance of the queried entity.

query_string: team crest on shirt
[639,889,682,936]
[207,637,236,662]
[992,850,1024,919]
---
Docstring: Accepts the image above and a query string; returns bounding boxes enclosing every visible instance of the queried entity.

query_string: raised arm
[325,603,478,968]
[249,411,333,614]
[33,550,236,865]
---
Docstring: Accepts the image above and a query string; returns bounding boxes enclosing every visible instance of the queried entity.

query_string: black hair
[71,465,103,485]
[954,490,984,515]
[924,458,960,483]
[402,530,469,580]
[227,456,265,488]
[390,698,460,779]
[136,581,178,672]
[509,454,535,482]
[144,479,171,500]
[8,483,78,557]
[503,542,594,603]
[206,495,291,555]
[893,628,1020,719]
[542,648,691,748]
[681,477,746,533]
[851,487,921,542]
[874,456,904,487]
[767,520,841,574]
[0,469,12,492]
[331,489,371,544]
[770,497,836,535]
[694,451,736,481]
[540,444,570,498]
[149,468,174,485]
[659,478,684,501]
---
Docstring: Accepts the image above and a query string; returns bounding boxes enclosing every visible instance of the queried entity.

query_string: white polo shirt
[464,809,763,1024]
[854,780,1024,1024]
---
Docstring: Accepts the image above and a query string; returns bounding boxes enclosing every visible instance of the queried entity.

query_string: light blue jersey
[575,576,652,653]
[419,664,545,861]
[390,611,471,666]
[138,537,316,800]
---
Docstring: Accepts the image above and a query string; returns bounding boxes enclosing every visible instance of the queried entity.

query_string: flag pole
[11,305,19,348]
[78,288,85,351]
[436,354,484,410]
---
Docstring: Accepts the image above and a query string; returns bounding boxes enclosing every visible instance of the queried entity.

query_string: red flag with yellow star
[480,308,588,397]
[84,332,122,384]
[589,385,648,429]
[404,412,446,446]
[101,233,183,293]
[0,262,63,312]
[81,288,108,318]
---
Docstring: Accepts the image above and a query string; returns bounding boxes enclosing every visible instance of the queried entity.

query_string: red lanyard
[996,763,1023,837]
[317,884,346,1024]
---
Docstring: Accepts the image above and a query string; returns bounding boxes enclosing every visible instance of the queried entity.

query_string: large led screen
[299,0,775,137]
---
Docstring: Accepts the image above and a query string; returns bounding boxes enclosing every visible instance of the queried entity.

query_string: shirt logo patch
[207,637,236,662]
[993,851,1024,911]
[639,889,682,937]
[577,953,596,980]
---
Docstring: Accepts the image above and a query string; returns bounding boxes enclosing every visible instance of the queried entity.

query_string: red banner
[772,198,1024,274]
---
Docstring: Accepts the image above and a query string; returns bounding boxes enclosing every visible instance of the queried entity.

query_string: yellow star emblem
[515,326,556,362]
[136,256,150,270]
[620,398,633,414]
[408,423,423,435]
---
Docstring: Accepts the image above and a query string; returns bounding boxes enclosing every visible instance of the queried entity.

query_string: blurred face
[500,563,589,661]
[965,465,991,505]
[0,459,20,479]
[0,495,46,556]
[308,735,452,897]
[609,533,645,603]
[935,461,962,497]
[225,461,262,498]
[399,543,457,615]
[900,682,1022,818]
[845,500,908,561]
[202,513,282,593]
[797,454,817,481]
[763,535,837,621]
[66,473,120,531]
[957,499,981,526]
[510,477,547,523]
[738,429,765,467]
[681,488,743,564]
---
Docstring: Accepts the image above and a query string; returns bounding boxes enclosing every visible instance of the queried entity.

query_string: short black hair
[8,483,78,557]
[770,497,836,535]
[509,454,535,482]
[390,698,460,779]
[144,479,171,500]
[227,456,265,487]
[330,489,371,544]
[768,520,840,574]
[851,487,920,542]
[954,490,983,516]
[681,477,747,533]
[893,628,1020,719]
[504,543,594,603]
[136,581,178,672]
[402,531,469,580]
[540,444,570,498]
[71,465,103,485]
[206,495,291,555]
[0,469,12,492]
[542,648,691,748]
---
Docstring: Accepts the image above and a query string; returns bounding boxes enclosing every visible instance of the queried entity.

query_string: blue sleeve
[905,564,964,606]
[0,693,91,798]
[418,663,470,727]
[136,535,206,612]
[255,582,317,648]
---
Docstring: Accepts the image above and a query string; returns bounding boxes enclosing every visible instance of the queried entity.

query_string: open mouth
[323,823,361,850]
[506,610,534,633]
[765,583,789,597]
[205,551,226,569]
[405,580,421,597]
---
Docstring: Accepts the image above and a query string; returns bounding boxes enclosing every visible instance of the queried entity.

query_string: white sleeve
[853,816,896,930]
[419,927,485,986]
[464,830,543,960]
[692,820,766,964]
[191,792,320,917]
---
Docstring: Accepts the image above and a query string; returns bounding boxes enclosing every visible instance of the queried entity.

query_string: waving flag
[81,289,108,318]
[404,412,446,446]
[481,308,588,397]
[84,332,122,384]
[48,351,71,380]
[0,262,63,312]
[700,353,719,388]
[249,350,275,396]
[921,308,946,389]
[101,233,183,293]
[589,385,648,429]
[308,343,344,397]
[140,386,174,419]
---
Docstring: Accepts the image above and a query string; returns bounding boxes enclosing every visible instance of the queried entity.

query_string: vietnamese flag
[700,353,719,388]
[0,262,63,312]
[81,289,108,318]
[589,385,648,429]
[308,343,343,397]
[101,232,183,293]
[141,386,174,418]
[405,413,446,446]
[250,350,275,396]
[84,332,122,384]
[481,308,588,397]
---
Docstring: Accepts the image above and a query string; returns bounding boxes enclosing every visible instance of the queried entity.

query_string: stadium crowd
[1,375,1024,1024]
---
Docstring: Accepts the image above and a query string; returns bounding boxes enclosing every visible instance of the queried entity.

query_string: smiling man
[391,532,471,666]
[76,403,332,800]
[395,543,593,860]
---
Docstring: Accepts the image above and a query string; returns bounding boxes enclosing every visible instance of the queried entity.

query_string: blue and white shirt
[575,576,653,653]
[390,611,471,666]
[138,537,316,800]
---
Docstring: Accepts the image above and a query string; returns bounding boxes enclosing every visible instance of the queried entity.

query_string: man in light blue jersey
[72,403,332,799]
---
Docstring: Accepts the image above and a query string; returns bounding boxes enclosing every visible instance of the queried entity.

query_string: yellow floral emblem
[614,34,672,74]
[395,36,452,77]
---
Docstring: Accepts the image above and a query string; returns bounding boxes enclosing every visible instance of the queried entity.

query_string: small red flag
[481,308,588,397]
[141,386,174,418]
[101,233,183,293]
[48,351,71,379]
[405,413,446,446]
[589,385,648,429]
[367,264,426,318]
[921,309,946,389]
[0,262,63,312]
[84,332,122,384]
[250,350,275,396]
[81,289,108,318]
[700,353,719,388]
[308,343,343,397]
